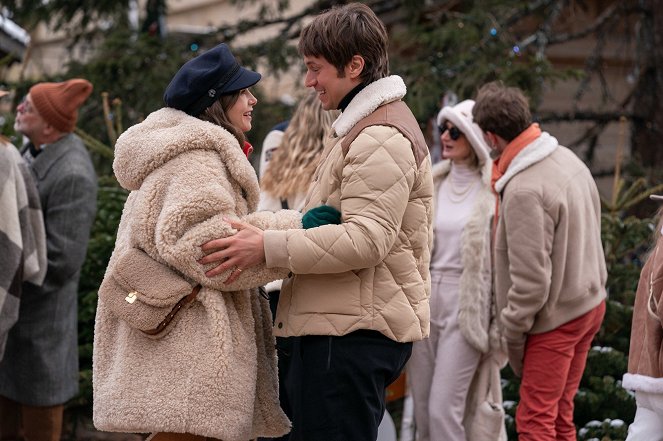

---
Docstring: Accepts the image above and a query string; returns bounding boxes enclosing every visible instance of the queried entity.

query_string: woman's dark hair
[198,91,245,146]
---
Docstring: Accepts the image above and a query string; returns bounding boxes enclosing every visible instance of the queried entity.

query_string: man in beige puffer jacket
[200,4,433,440]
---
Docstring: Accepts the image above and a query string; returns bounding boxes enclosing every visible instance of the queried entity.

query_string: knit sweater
[431,163,482,274]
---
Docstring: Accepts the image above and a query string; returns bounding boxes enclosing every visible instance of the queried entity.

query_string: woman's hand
[199,218,265,283]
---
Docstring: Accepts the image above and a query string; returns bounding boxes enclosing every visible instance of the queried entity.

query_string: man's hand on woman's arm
[199,218,266,283]
[199,206,341,284]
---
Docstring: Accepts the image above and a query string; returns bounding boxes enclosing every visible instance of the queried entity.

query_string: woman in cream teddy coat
[93,44,303,441]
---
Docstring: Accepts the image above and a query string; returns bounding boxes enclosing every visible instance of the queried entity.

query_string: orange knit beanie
[29,79,93,133]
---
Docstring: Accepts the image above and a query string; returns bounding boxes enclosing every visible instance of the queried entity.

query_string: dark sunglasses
[438,125,462,141]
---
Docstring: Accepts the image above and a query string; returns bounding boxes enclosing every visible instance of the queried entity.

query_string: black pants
[260,291,294,441]
[283,330,412,441]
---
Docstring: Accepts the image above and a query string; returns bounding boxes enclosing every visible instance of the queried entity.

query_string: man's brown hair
[298,3,389,84]
[472,81,532,142]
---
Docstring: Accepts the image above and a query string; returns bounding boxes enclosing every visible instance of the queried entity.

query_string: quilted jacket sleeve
[149,151,302,291]
[265,125,417,274]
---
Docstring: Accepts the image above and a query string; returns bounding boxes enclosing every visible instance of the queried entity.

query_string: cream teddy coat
[93,108,300,440]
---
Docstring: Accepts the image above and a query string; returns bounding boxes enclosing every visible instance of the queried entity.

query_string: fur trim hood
[332,75,406,137]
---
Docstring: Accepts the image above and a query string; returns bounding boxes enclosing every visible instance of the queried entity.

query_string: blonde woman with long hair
[259,91,338,212]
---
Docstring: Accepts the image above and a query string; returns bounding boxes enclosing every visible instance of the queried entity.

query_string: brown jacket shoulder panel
[340,100,429,168]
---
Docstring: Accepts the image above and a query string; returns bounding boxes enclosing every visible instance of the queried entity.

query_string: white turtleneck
[430,162,482,274]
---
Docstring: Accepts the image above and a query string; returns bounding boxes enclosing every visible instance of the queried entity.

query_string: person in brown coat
[622,198,663,439]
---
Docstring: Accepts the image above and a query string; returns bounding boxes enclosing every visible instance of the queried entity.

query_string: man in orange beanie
[0,79,98,441]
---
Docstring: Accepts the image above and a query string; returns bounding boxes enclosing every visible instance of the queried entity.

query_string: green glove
[302,205,342,229]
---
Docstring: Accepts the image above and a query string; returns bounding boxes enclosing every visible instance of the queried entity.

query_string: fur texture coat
[93,108,300,440]
[623,224,663,394]
[431,159,499,354]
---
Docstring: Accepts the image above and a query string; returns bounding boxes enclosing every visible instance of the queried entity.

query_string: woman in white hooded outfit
[407,99,505,441]
[92,44,338,441]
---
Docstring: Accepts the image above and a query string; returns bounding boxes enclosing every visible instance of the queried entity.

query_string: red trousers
[516,301,606,441]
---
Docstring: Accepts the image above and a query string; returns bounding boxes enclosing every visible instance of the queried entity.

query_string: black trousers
[260,291,294,441]
[283,330,412,441]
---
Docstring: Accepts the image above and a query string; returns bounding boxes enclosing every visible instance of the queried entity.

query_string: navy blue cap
[163,43,261,116]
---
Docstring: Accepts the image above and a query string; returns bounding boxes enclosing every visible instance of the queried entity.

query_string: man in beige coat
[473,81,606,441]
[200,4,433,441]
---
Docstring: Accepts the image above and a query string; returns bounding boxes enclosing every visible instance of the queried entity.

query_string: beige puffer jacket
[93,108,300,440]
[264,76,434,342]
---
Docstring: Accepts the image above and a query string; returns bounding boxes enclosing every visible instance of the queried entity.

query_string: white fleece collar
[494,132,559,193]
[331,75,407,137]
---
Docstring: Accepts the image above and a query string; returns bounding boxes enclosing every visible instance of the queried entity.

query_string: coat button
[278,322,283,329]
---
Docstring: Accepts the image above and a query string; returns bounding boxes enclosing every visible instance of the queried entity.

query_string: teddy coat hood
[93,108,300,440]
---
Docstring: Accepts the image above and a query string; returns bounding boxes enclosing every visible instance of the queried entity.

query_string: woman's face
[440,122,473,164]
[227,89,257,132]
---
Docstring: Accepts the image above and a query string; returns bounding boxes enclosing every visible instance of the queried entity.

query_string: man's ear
[43,124,55,136]
[346,55,365,79]
[42,122,62,140]
[482,131,495,148]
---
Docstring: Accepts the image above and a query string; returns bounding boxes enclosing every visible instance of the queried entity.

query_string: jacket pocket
[291,272,362,316]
